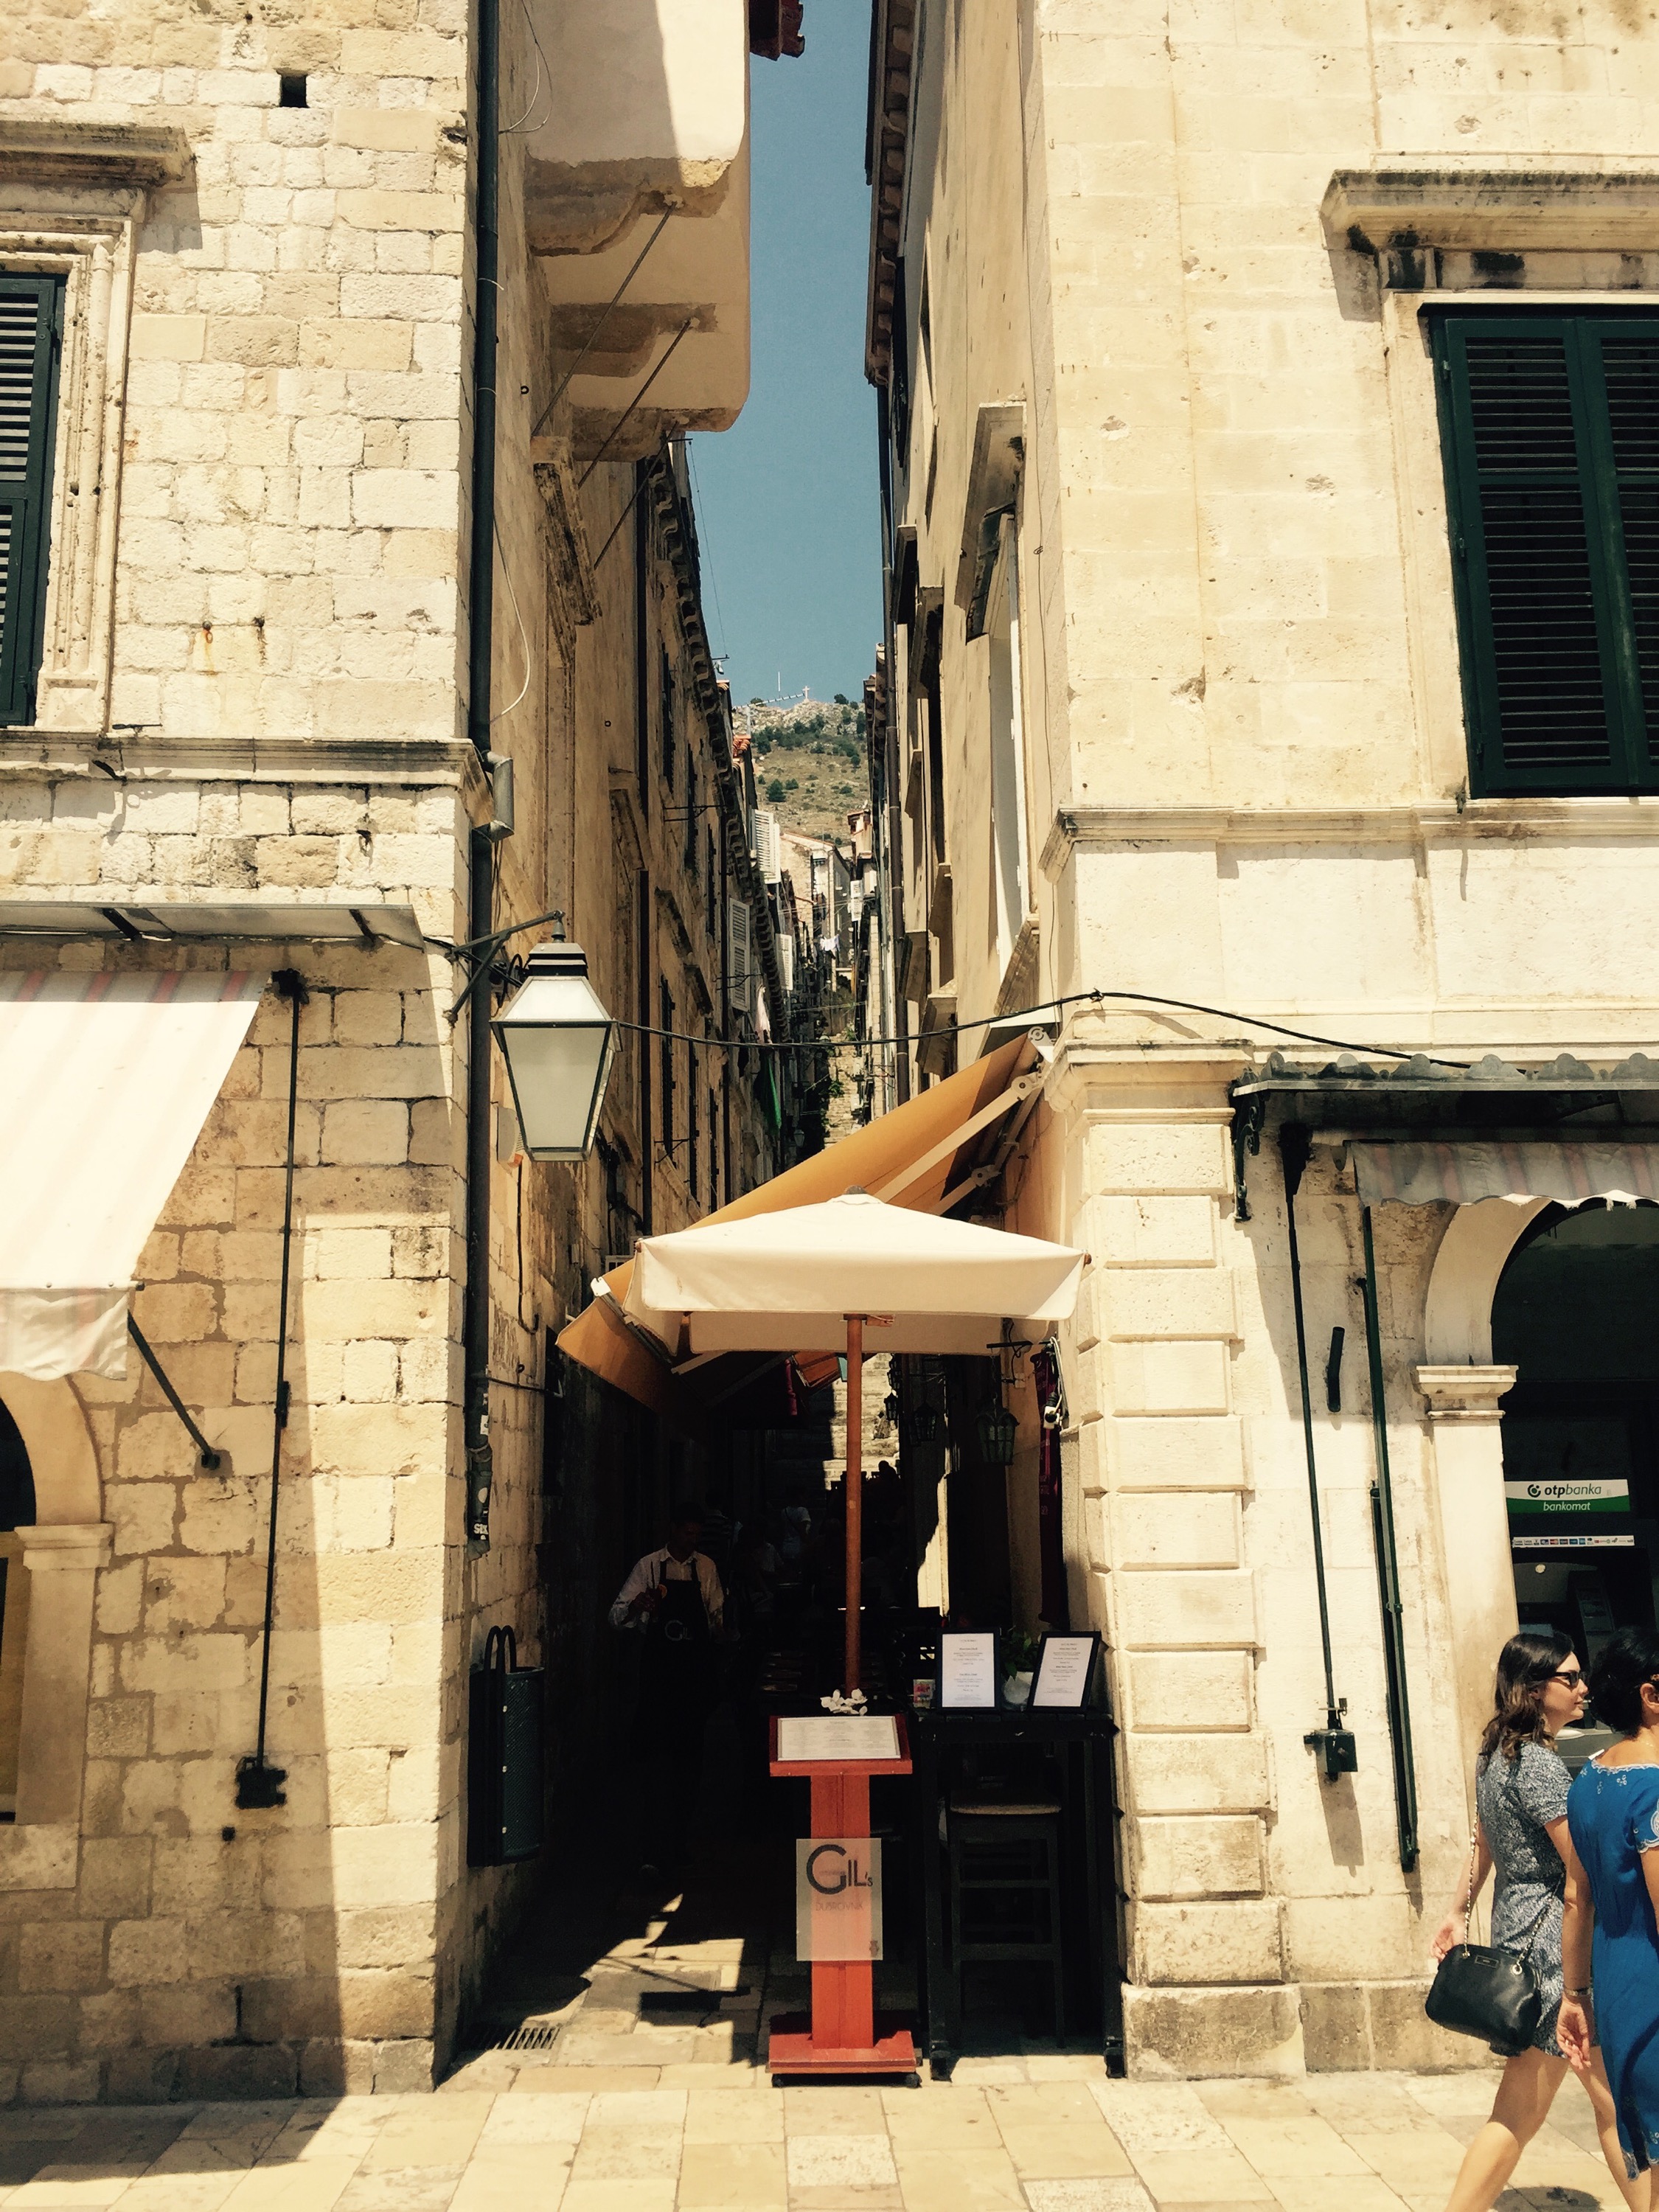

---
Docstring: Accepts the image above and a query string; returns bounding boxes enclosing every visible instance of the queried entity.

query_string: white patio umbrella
[622,1189,1086,1692]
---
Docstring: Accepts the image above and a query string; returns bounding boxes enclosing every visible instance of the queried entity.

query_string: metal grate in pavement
[491,2020,562,2052]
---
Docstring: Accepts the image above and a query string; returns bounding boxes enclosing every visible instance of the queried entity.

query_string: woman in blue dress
[1559,1625,1659,2192]
[1434,1631,1645,2212]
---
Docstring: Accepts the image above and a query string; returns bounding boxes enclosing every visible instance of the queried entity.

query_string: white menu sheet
[939,1631,998,1709]
[1032,1634,1096,1708]
[776,1714,901,1762]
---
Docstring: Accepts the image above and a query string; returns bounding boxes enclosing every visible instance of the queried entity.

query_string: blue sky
[689,7,881,708]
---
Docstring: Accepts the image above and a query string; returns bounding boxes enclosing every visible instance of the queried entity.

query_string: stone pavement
[0,1864,1628,2211]
[0,2060,1635,2211]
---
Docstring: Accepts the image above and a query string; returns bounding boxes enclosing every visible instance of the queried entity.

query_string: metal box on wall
[467,1624,544,1866]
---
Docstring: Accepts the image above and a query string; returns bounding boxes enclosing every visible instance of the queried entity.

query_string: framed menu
[1032,1632,1099,1709]
[776,1714,900,1762]
[939,1630,998,1709]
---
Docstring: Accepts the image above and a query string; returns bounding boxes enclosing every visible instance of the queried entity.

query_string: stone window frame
[0,128,187,740]
[1383,284,1659,807]
[1326,165,1659,811]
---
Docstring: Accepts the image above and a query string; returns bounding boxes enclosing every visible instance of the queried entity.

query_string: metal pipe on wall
[462,0,500,1552]
[1361,1204,1420,1871]
[1278,1125,1356,1782]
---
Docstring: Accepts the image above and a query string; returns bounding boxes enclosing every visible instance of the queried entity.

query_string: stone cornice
[0,122,192,191]
[0,734,488,797]
[531,437,599,630]
[644,453,791,1039]
[1416,1365,1518,1419]
[864,0,917,386]
[14,1521,114,1565]
[1041,798,1659,877]
[1323,165,1659,254]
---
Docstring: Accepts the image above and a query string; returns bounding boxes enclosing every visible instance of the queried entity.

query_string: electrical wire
[576,321,694,490]
[498,0,549,135]
[490,517,532,727]
[532,210,675,439]
[1075,990,1475,1071]
[568,988,1475,1067]
[432,911,1480,1067]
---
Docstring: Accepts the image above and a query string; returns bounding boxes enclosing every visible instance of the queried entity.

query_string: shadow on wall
[1241,1135,1450,1899]
[0,1398,38,1818]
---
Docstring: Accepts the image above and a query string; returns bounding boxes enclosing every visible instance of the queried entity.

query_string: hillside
[737,697,869,843]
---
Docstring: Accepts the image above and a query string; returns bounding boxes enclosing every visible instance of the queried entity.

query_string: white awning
[1352,1138,1659,1209]
[0,971,266,1378]
[622,1188,1085,1359]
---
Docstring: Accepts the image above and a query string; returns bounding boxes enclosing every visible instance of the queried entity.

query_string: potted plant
[1001,1630,1040,1706]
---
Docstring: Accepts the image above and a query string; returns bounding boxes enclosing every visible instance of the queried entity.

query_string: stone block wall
[1,0,471,751]
[0,0,592,2098]
[1066,1089,1290,2073]
[1057,1056,1487,2076]
[0,759,563,2100]
[0,776,473,2099]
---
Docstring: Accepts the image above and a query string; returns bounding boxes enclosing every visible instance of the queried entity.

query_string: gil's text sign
[796,1837,883,1961]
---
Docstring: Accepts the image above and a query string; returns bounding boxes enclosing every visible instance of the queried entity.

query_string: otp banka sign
[796,1837,883,1961]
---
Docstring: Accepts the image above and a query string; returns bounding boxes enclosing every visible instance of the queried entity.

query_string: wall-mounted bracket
[127,1313,221,1469]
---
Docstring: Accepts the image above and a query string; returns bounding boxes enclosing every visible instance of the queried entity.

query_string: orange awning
[557,1034,1042,1421]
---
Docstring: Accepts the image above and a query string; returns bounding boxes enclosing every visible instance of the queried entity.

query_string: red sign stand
[765,1715,917,2079]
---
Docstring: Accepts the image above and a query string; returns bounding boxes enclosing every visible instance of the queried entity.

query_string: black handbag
[1425,1821,1555,2056]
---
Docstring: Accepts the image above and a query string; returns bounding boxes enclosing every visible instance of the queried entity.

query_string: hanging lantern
[491,939,616,1161]
[905,1401,942,1447]
[976,1401,1018,1467]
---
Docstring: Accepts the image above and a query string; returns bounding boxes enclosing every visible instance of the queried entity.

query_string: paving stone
[0,2068,1639,2210]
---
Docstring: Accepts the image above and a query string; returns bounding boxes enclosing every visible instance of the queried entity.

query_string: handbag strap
[1463,1821,1480,1944]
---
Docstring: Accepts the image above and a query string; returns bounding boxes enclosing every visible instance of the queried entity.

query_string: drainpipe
[634,462,653,1233]
[1279,1125,1357,1784]
[463,0,500,1552]
[1360,1205,1420,1871]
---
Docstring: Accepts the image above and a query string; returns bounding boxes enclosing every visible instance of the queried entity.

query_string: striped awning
[0,971,265,1378]
[1352,1139,1659,1208]
[558,1034,1046,1419]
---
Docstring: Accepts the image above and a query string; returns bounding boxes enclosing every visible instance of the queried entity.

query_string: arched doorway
[0,1396,37,1817]
[1494,1201,1659,1669]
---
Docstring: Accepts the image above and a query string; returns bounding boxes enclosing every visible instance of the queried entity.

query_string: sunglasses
[1550,1669,1585,1686]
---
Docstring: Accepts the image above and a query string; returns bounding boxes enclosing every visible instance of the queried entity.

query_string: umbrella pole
[845,1314,863,1695]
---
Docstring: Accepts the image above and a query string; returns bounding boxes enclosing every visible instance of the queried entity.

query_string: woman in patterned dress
[1433,1631,1646,2212]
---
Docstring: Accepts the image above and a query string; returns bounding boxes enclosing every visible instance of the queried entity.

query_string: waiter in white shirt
[609,1506,725,1638]
[609,1504,725,1874]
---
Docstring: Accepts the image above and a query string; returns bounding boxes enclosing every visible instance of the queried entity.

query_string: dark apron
[641,1569,712,1717]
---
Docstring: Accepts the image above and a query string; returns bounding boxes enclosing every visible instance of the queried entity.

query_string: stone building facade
[0,0,804,2104]
[866,0,1659,2073]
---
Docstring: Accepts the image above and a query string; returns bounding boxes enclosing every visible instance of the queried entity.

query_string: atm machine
[1504,1404,1655,1772]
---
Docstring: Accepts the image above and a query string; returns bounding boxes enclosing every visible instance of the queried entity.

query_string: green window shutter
[1435,312,1659,794]
[0,274,63,730]
[1585,327,1659,759]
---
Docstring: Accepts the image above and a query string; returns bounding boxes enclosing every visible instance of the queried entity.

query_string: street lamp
[976,1399,1018,1467]
[491,939,616,1161]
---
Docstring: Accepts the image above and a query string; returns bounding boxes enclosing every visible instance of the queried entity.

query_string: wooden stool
[946,1798,1065,2043]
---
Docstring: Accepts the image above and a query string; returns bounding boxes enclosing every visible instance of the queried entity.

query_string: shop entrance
[1495,1201,1659,1692]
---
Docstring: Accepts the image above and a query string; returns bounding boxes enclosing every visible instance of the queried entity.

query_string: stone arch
[1422,1196,1551,1366]
[0,1377,100,1525]
[0,1377,108,1831]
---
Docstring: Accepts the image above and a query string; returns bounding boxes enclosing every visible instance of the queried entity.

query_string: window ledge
[0,119,192,189]
[1045,796,1659,873]
[1323,165,1659,254]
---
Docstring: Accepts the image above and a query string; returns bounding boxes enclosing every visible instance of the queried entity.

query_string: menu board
[939,1631,998,1709]
[776,1714,901,1763]
[1032,1632,1098,1709]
